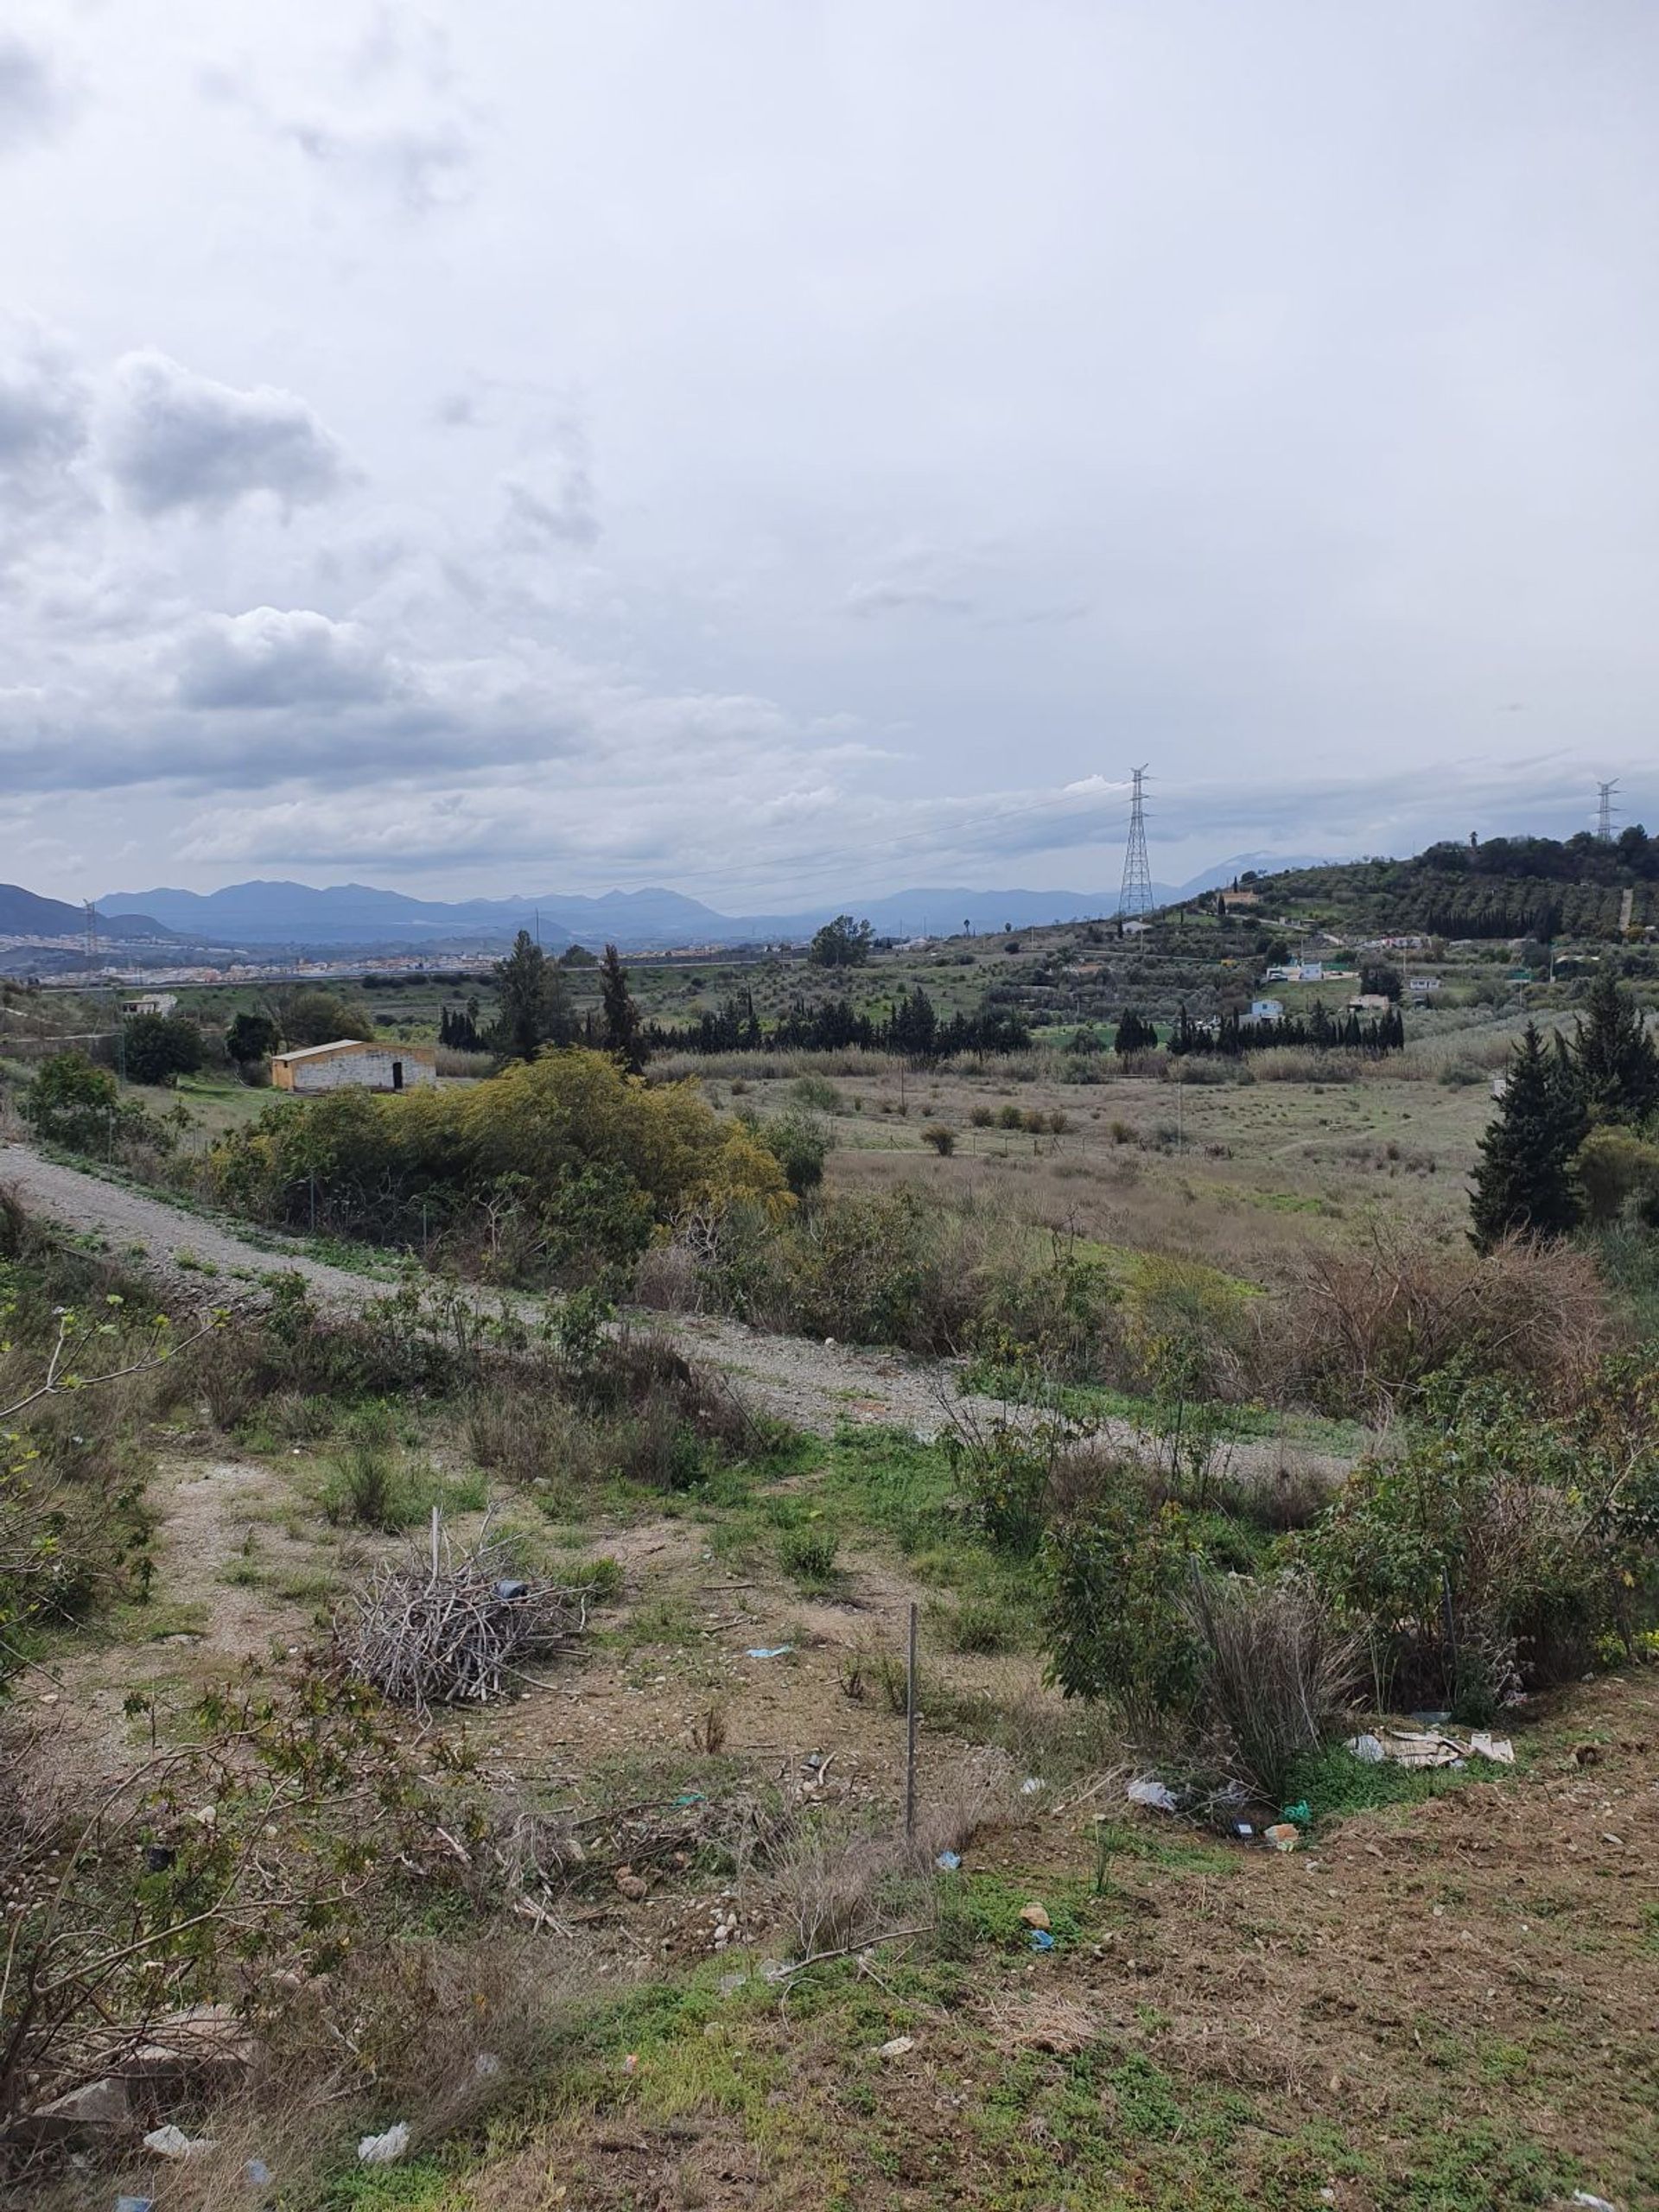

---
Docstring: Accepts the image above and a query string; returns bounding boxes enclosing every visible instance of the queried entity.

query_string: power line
[1117,766,1154,917]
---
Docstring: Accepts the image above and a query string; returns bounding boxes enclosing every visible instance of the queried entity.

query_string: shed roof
[270,1038,370,1063]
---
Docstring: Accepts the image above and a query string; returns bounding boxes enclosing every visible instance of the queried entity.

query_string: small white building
[1347,992,1391,1014]
[270,1039,438,1095]
[1407,976,1441,995]
[120,992,179,1018]
[1249,997,1285,1020]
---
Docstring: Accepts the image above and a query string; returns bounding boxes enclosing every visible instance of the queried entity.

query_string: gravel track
[0,1140,1354,1478]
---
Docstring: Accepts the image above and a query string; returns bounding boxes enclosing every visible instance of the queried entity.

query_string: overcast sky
[3,2,1656,905]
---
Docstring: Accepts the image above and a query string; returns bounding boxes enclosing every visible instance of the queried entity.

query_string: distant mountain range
[96,853,1332,953]
[0,884,173,942]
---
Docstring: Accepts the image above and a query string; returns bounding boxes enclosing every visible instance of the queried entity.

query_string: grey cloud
[0,319,89,496]
[175,607,395,709]
[844,580,976,620]
[99,351,351,517]
[0,34,70,155]
[501,431,599,550]
[283,118,473,213]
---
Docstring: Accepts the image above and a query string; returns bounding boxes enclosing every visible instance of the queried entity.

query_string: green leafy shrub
[1294,1373,1658,1717]
[760,1107,830,1196]
[921,1122,956,1155]
[778,1524,839,1585]
[1045,1475,1199,1736]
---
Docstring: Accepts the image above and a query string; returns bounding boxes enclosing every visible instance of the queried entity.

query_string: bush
[760,1106,831,1196]
[1044,1471,1199,1738]
[1268,1226,1608,1420]
[921,1122,956,1155]
[1576,1125,1659,1227]
[969,1105,995,1128]
[211,1047,791,1281]
[1294,1373,1658,1717]
[778,1524,839,1585]
[1186,1574,1357,1802]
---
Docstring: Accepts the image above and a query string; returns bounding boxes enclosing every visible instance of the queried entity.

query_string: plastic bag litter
[1127,1777,1179,1812]
[358,2122,410,2166]
[935,1850,962,1871]
[1347,1732,1385,1764]
[745,1646,793,1660]
[1029,1928,1056,1951]
[1019,1776,1046,1796]
[1571,2193,1620,2211]
[143,2125,215,2159]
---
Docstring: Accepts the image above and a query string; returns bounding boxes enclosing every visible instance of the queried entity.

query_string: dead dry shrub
[86,1934,596,2212]
[1186,1574,1359,1803]
[632,1237,702,1311]
[767,1758,1007,1959]
[1265,1226,1610,1420]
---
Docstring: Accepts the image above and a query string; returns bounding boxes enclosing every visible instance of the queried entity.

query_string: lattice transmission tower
[1117,766,1154,918]
[1597,780,1619,843]
[82,901,99,959]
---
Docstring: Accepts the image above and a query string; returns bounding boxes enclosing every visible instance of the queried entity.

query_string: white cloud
[175,607,396,709]
[99,352,352,518]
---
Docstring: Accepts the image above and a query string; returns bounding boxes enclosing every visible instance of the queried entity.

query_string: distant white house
[270,1039,438,1096]
[1407,976,1441,995]
[1249,997,1285,1020]
[120,992,178,1018]
[1347,992,1391,1014]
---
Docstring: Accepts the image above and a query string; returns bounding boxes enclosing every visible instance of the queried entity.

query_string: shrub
[760,1106,831,1196]
[1294,1373,1658,1717]
[1576,1125,1659,1227]
[969,1105,995,1128]
[778,1524,840,1585]
[995,1103,1024,1130]
[921,1122,956,1155]
[1045,1472,1199,1738]
[1186,1574,1357,1802]
[948,1421,1058,1557]
[210,1047,791,1280]
[1268,1226,1608,1420]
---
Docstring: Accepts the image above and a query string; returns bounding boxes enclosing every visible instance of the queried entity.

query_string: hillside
[1245,827,1658,941]
[0,883,173,942]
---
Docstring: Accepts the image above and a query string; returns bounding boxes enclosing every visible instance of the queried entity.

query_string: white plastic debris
[1571,2194,1620,2212]
[474,2051,502,2078]
[1127,1777,1178,1812]
[878,2035,915,2057]
[142,2125,215,2159]
[357,2121,410,2166]
[746,1645,793,1660]
[1467,1732,1515,1764]
[1019,1776,1046,1796]
[1346,1732,1385,1764]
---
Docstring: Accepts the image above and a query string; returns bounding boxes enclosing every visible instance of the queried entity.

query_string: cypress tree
[1573,969,1658,1127]
[599,943,645,1074]
[1470,1022,1583,1249]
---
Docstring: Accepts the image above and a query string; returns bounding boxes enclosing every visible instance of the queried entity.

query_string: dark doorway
[391,1059,404,1090]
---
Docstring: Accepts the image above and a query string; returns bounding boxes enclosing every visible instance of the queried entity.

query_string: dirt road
[0,1140,1352,1476]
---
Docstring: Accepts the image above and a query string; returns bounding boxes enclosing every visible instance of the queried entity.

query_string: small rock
[1264,1824,1299,1853]
[23,2076,130,2137]
[878,2035,914,2058]
[1018,1902,1051,1930]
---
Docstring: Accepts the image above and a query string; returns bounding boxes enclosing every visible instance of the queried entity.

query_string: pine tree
[492,930,574,1062]
[1470,1023,1583,1249]
[1572,969,1658,1127]
[599,943,645,1074]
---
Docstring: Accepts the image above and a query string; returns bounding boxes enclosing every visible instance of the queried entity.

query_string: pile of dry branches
[334,1518,593,1713]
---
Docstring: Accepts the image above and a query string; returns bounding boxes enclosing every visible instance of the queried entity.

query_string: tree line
[645,984,1032,1063]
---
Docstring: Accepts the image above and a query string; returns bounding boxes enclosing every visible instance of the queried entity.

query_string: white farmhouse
[270,1039,438,1095]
